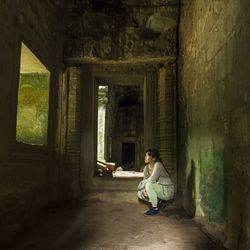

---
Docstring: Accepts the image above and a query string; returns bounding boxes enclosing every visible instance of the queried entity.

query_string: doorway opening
[96,82,144,179]
[122,142,135,169]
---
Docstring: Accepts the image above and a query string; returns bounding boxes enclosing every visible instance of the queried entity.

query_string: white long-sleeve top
[143,161,173,186]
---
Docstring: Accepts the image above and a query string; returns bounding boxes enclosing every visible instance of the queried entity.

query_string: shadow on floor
[1,199,226,250]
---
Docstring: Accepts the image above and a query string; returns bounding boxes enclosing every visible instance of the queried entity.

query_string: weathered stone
[145,14,177,33]
[3,1,250,249]
[64,0,178,60]
[0,0,64,235]
[179,0,250,248]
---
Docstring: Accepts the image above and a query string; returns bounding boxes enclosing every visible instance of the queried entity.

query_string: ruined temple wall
[179,0,250,248]
[64,1,178,61]
[0,0,62,233]
[156,64,176,186]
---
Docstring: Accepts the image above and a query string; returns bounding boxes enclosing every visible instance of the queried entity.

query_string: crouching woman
[137,149,174,216]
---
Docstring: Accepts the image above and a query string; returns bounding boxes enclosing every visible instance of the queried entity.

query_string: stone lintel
[64,56,176,67]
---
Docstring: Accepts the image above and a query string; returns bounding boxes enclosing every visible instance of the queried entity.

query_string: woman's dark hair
[145,148,162,163]
[145,148,169,174]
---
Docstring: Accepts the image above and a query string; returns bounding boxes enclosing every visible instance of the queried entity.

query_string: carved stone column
[80,64,96,186]
[59,66,82,198]
[157,64,176,184]
[143,72,157,151]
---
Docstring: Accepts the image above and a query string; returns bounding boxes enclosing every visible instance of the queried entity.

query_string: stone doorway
[122,142,135,169]
[80,64,160,182]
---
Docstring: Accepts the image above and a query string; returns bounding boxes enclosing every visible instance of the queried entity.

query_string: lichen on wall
[199,148,225,222]
[179,0,250,248]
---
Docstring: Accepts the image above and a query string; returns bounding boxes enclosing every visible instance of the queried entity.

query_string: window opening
[16,43,50,145]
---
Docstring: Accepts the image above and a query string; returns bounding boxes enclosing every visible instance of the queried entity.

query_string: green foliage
[98,86,108,107]
[16,73,50,145]
[97,86,108,160]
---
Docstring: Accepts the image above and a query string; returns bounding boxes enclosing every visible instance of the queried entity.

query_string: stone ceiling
[61,0,179,63]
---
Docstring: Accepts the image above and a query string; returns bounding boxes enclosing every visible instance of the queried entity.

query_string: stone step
[89,176,142,191]
[83,189,140,204]
[83,177,143,203]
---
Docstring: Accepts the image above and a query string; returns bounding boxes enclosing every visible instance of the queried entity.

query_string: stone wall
[56,67,82,198]
[64,0,178,61]
[0,0,62,236]
[156,64,176,184]
[179,0,250,248]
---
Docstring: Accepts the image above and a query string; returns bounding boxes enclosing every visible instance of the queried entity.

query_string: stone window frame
[9,38,54,161]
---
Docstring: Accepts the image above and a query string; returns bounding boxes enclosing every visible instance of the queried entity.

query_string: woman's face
[144,152,155,164]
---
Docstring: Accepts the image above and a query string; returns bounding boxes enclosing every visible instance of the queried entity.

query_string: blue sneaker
[157,199,167,210]
[144,208,159,216]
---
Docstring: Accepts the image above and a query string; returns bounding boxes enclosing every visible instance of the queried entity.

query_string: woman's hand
[143,190,148,197]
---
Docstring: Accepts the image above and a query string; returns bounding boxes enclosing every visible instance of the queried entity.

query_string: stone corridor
[1,0,250,249]
[2,195,225,250]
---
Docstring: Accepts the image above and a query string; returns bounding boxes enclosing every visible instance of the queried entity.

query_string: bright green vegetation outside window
[97,85,108,161]
[16,43,50,146]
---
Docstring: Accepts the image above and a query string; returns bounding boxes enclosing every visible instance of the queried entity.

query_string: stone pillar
[80,64,96,186]
[60,66,82,198]
[143,72,157,151]
[157,64,176,183]
[105,86,115,161]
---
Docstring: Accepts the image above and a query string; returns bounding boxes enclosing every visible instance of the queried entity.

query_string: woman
[137,149,174,216]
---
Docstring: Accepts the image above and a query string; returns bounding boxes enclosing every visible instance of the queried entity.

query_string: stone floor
[2,197,226,250]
